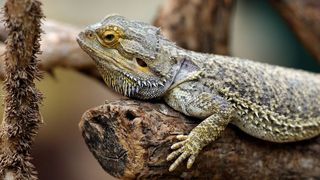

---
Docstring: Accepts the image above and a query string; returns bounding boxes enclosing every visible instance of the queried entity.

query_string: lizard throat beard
[77,37,175,99]
[91,56,140,97]
[91,55,169,99]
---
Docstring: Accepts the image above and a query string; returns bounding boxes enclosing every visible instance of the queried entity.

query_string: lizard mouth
[77,31,168,99]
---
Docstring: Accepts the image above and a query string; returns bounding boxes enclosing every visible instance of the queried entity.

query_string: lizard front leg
[164,86,233,171]
[167,113,231,171]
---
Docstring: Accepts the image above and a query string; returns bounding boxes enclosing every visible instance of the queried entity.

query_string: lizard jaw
[78,36,168,99]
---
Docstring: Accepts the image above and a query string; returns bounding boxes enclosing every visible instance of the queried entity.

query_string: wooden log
[80,100,320,179]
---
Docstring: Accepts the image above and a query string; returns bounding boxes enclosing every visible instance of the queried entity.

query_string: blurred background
[0,0,319,180]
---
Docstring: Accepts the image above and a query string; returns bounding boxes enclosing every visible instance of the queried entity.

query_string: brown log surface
[80,100,320,179]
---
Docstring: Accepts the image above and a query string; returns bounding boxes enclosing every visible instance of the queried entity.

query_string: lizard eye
[97,26,124,47]
[104,33,115,42]
[102,31,118,45]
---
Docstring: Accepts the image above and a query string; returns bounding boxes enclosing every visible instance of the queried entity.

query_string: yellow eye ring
[102,30,118,45]
[97,26,124,47]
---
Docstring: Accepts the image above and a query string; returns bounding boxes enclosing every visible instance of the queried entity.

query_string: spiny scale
[77,15,320,172]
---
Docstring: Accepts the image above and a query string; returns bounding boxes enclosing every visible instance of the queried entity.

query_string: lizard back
[192,54,320,142]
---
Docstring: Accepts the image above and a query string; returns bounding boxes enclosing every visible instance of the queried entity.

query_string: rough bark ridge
[78,0,320,179]
[154,0,234,55]
[0,20,100,82]
[0,0,43,179]
[0,0,317,179]
[0,0,320,81]
[80,100,320,179]
[270,0,320,63]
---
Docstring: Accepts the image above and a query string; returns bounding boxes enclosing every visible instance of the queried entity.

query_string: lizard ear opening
[134,57,152,74]
[135,57,148,67]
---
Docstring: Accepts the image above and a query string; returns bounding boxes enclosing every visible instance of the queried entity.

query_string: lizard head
[77,15,182,99]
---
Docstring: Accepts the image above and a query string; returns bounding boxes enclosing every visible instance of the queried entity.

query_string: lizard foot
[166,134,202,172]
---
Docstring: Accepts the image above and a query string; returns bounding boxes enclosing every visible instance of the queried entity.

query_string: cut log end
[80,100,320,179]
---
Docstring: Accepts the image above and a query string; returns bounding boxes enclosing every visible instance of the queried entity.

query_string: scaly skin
[77,15,320,172]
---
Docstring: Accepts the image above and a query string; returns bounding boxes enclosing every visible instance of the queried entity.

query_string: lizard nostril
[85,30,95,39]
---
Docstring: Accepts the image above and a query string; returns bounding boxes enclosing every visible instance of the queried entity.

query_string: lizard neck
[163,43,203,91]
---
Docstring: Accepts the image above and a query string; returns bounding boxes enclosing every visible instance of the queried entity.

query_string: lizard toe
[176,134,188,140]
[167,134,203,171]
[167,148,184,161]
[171,140,186,149]
[187,153,198,169]
[169,151,190,172]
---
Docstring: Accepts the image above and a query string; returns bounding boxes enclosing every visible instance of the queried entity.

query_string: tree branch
[153,0,235,55]
[78,1,320,178]
[269,0,320,63]
[80,100,320,179]
[0,0,43,179]
[0,20,102,82]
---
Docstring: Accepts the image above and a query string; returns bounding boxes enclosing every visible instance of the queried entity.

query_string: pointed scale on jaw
[77,15,320,172]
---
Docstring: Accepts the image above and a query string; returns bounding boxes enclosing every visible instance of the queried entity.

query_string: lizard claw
[167,134,201,171]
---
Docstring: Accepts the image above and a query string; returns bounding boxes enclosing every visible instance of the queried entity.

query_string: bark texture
[80,100,320,179]
[153,0,234,55]
[0,20,100,82]
[270,0,320,63]
[0,0,43,179]
[78,1,320,179]
[1,1,319,81]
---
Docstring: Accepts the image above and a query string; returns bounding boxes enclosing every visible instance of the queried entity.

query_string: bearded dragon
[77,15,320,172]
